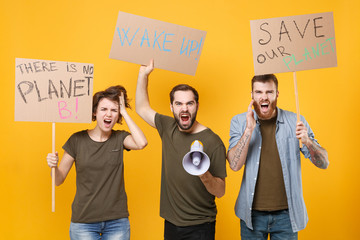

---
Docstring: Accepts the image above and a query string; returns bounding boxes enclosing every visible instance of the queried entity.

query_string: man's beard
[253,99,277,120]
[173,111,197,131]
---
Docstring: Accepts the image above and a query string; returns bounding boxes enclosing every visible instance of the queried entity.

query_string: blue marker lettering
[189,40,199,56]
[117,27,140,46]
[140,29,150,47]
[180,37,190,56]
[163,33,175,52]
[197,37,203,55]
[153,31,165,50]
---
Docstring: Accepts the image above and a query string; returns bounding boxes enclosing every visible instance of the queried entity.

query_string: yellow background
[1,0,358,239]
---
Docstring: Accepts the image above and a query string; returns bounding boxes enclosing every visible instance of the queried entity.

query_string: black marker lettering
[279,21,292,42]
[258,22,272,45]
[265,49,278,59]
[294,19,310,38]
[314,17,325,38]
[17,81,34,103]
[257,54,266,64]
[60,79,72,98]
[277,46,291,56]
[48,79,59,100]
[73,79,85,97]
[34,80,48,102]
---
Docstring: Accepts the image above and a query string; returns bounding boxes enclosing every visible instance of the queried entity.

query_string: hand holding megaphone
[182,140,210,176]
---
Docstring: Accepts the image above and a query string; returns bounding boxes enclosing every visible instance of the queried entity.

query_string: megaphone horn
[182,140,210,176]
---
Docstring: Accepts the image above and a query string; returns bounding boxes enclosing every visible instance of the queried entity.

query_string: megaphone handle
[192,152,201,166]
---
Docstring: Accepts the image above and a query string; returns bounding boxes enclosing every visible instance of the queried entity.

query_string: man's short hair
[170,84,199,104]
[251,74,278,91]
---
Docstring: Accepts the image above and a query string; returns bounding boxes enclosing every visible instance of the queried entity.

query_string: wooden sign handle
[293,72,303,148]
[52,122,55,212]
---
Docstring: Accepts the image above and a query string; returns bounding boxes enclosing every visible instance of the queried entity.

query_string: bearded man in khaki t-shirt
[135,59,227,240]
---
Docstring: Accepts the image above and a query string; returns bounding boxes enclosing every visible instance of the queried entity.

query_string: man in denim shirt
[227,74,329,240]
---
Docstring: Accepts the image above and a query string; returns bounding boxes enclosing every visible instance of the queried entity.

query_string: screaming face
[252,81,279,120]
[171,90,198,131]
[94,98,119,132]
[174,109,198,131]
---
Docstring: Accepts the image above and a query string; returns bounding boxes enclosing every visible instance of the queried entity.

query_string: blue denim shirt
[228,108,320,232]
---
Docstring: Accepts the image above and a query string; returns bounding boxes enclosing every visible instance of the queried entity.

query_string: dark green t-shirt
[155,113,227,226]
[63,130,130,223]
[252,116,288,211]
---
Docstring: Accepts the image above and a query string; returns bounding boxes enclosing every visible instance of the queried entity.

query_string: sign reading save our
[15,58,94,123]
[109,11,207,76]
[250,12,337,75]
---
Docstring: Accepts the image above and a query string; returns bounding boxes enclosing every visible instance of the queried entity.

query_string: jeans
[240,210,298,240]
[70,218,130,240]
[164,220,215,240]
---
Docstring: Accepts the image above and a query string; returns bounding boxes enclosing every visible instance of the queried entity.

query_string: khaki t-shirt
[252,116,288,211]
[63,130,130,223]
[155,113,227,226]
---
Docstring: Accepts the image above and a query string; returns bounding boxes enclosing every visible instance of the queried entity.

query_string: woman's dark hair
[92,85,130,124]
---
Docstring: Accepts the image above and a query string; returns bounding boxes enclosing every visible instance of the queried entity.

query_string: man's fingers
[296,121,305,127]
[140,59,154,74]
[296,121,307,133]
[248,100,254,112]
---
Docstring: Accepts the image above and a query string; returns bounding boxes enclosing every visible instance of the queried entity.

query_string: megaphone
[182,140,210,176]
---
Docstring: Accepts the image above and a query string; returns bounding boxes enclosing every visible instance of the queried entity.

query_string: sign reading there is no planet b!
[15,58,94,123]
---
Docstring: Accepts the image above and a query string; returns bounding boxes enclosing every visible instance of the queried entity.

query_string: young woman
[46,85,147,240]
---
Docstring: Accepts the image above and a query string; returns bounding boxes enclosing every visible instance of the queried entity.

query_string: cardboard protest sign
[15,58,94,123]
[250,12,337,75]
[109,11,207,76]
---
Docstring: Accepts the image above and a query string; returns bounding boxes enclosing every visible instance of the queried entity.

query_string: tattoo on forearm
[230,134,250,169]
[308,142,328,169]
